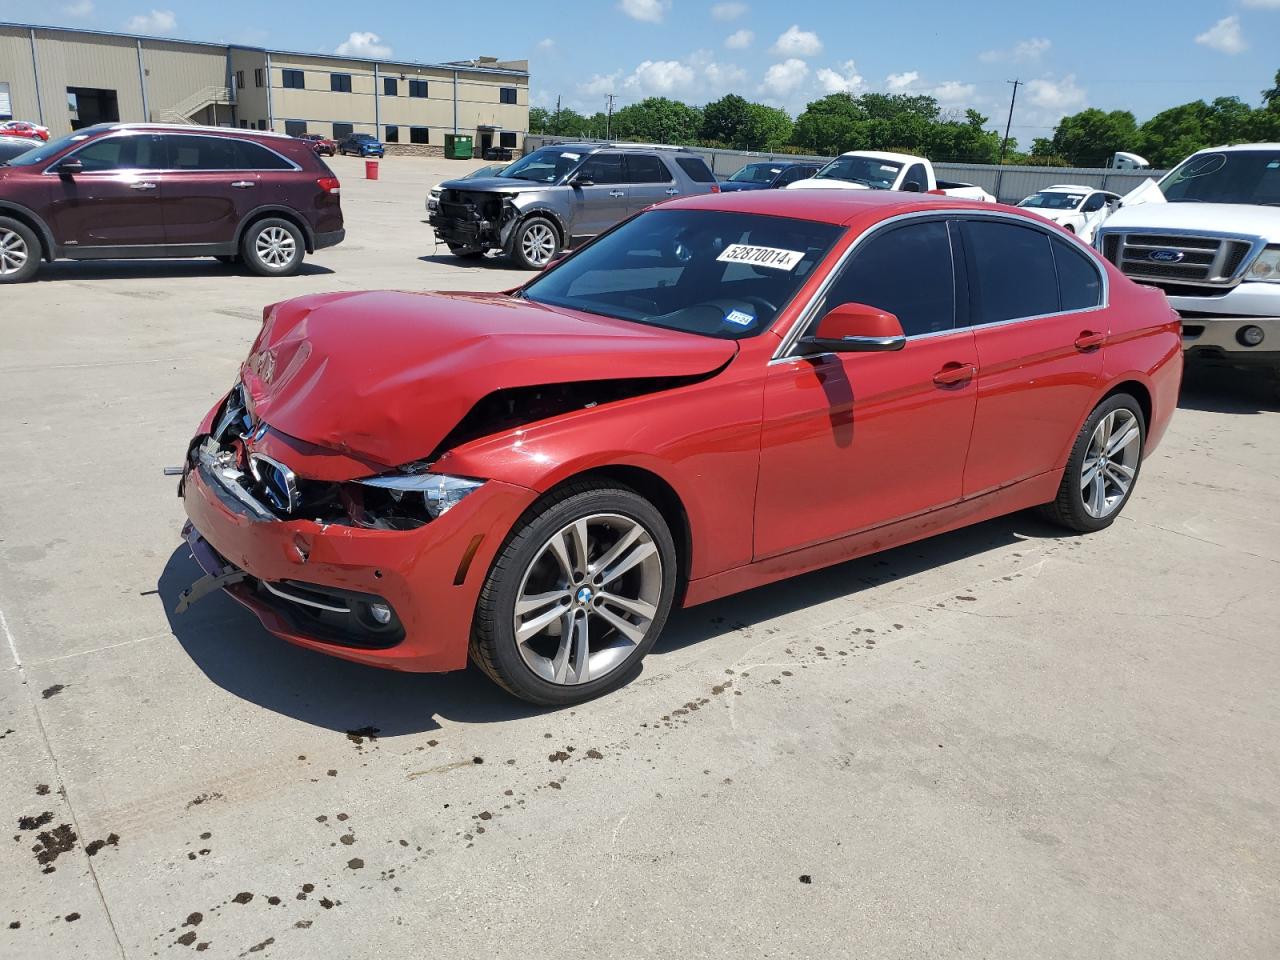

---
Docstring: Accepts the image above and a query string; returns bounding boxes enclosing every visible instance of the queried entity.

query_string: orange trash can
[365,160,380,180]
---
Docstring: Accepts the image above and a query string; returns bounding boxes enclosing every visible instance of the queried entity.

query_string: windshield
[728,163,783,184]
[5,128,98,167]
[1019,191,1085,210]
[501,146,586,183]
[520,208,843,340]
[813,155,902,189]
[1159,150,1280,206]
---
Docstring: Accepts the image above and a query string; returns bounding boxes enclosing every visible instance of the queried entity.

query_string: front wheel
[241,218,305,277]
[0,216,40,284]
[510,216,560,270]
[471,483,678,705]
[1039,393,1145,532]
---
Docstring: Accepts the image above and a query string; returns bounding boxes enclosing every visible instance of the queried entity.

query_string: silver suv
[428,143,720,269]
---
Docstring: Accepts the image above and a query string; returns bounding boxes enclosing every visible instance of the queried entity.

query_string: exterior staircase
[154,86,235,124]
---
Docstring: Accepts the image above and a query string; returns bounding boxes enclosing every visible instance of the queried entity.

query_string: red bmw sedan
[177,190,1182,704]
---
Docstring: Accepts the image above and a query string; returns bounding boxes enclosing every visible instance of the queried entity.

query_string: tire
[241,218,305,277]
[510,216,560,270]
[1039,393,1145,532]
[447,243,484,259]
[0,216,41,284]
[471,482,678,705]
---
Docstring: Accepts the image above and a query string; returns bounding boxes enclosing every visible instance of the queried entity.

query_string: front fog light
[1238,325,1265,347]
[369,603,393,625]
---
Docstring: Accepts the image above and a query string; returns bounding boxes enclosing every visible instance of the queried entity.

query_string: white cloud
[760,58,810,97]
[579,71,622,97]
[885,71,920,92]
[771,25,822,58]
[618,0,669,23]
[931,80,977,105]
[1195,15,1246,54]
[334,31,392,58]
[624,59,696,95]
[724,29,753,49]
[816,60,864,94]
[711,1,748,19]
[1026,74,1086,113]
[124,9,175,34]
[64,0,94,17]
[979,37,1051,63]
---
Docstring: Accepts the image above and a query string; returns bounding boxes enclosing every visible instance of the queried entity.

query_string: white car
[787,150,995,202]
[1017,185,1120,241]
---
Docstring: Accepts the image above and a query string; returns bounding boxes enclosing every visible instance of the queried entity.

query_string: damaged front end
[428,188,524,253]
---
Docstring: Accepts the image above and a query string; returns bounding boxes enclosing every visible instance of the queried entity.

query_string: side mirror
[56,159,83,176]
[797,302,907,354]
[568,174,594,187]
[900,181,922,193]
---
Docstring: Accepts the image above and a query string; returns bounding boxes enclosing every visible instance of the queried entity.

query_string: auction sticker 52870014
[716,244,805,271]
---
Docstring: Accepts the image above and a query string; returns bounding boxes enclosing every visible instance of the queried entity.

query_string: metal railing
[154,85,235,125]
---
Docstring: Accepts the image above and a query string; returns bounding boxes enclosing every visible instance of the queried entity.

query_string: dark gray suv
[428,143,720,268]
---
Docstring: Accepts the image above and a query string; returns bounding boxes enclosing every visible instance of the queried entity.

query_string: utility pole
[605,93,617,142]
[1000,79,1021,165]
[554,95,561,136]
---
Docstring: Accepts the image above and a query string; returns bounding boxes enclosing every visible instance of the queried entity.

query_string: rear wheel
[471,483,677,705]
[0,217,40,284]
[510,216,560,270]
[1039,394,1145,532]
[241,218,305,277]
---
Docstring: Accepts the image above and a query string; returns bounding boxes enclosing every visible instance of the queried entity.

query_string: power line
[605,93,618,141]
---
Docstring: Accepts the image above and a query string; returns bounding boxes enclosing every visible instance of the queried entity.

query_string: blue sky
[3,0,1279,142]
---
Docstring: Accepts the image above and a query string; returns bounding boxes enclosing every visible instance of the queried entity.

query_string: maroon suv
[0,123,344,283]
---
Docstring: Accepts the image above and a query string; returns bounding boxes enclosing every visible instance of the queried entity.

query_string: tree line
[531,68,1280,169]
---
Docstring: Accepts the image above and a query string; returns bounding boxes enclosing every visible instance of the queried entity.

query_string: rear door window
[625,154,672,183]
[674,156,716,183]
[960,219,1059,324]
[163,135,294,170]
[816,219,956,336]
[1052,237,1104,311]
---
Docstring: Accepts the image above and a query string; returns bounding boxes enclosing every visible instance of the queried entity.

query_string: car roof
[837,150,920,165]
[101,122,295,140]
[665,187,1000,226]
[1192,143,1280,153]
[1040,184,1093,192]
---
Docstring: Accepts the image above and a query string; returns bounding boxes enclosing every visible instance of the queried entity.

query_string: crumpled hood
[436,176,548,194]
[240,290,737,468]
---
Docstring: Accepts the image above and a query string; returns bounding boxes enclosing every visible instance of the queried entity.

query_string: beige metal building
[0,22,529,156]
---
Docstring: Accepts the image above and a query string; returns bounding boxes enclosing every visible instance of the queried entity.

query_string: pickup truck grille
[1099,231,1256,288]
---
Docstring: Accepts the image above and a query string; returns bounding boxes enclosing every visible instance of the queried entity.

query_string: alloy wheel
[1080,408,1141,518]
[520,222,557,266]
[512,513,663,685]
[255,226,296,269]
[0,229,29,276]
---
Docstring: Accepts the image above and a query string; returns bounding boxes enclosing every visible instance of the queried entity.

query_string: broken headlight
[357,472,485,519]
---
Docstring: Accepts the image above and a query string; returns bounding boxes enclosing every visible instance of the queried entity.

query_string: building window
[383,77,398,96]
[235,70,245,91]
[258,119,267,131]
[500,131,517,148]
[284,119,307,137]
[330,73,352,93]
[410,127,429,144]
[409,79,428,98]
[333,122,354,140]
[238,119,248,129]
[500,87,517,104]
[282,70,305,90]
[254,68,264,88]
[384,125,399,143]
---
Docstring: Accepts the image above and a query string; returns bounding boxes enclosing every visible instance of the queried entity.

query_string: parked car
[719,160,819,192]
[1096,143,1280,376]
[0,123,344,283]
[0,136,37,163]
[177,189,1181,704]
[428,143,720,268]
[788,150,996,202]
[338,134,385,158]
[0,121,50,141]
[483,145,514,162]
[297,133,337,157]
[426,163,507,214]
[1018,185,1120,242]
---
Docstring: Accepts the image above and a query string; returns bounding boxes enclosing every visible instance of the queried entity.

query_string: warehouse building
[0,22,529,156]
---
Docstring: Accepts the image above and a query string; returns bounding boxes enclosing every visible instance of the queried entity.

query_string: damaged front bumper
[175,393,537,672]
[427,189,520,252]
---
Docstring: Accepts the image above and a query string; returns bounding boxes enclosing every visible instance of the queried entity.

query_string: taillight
[709,183,720,193]
[317,176,341,195]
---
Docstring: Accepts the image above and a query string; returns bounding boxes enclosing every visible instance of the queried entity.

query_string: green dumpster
[444,134,474,159]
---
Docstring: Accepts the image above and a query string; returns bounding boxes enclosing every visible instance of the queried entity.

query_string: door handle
[608,189,625,197]
[933,362,976,386]
[1074,330,1106,351]
[230,180,256,189]
[130,181,157,191]
[665,188,679,195]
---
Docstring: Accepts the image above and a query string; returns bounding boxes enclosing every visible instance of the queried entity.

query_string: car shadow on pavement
[1178,363,1279,415]
[34,260,335,282]
[159,511,1061,734]
[157,548,548,737]
[416,251,531,272]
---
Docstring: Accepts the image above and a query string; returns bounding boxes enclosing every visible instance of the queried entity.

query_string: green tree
[791,93,867,155]
[611,97,703,144]
[924,109,1002,163]
[529,106,552,135]
[701,94,753,146]
[1047,108,1139,167]
[1134,98,1262,167]
[743,103,793,150]
[1263,68,1280,112]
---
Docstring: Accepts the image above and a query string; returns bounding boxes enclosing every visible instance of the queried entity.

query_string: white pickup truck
[1095,143,1280,376]
[786,150,996,202]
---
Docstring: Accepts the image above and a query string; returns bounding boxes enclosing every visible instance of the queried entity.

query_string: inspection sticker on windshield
[724,309,755,327]
[716,244,805,271]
